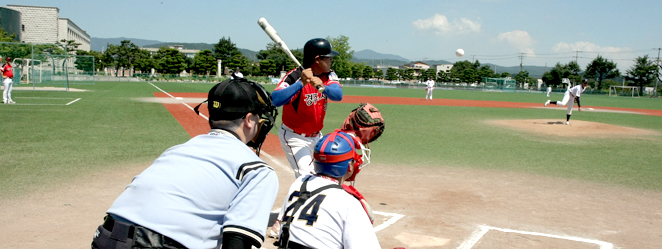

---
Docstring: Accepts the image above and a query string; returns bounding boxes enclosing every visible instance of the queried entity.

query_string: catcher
[274,130,380,249]
[269,103,385,247]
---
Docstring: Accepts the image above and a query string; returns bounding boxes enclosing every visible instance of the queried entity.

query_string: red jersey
[274,68,341,134]
[2,64,12,78]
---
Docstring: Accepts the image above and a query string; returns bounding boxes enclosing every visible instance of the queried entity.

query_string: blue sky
[10,0,662,72]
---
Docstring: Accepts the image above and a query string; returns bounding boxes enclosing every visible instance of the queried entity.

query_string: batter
[272,38,343,178]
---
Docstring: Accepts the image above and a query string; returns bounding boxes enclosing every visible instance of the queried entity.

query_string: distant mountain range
[91,37,550,77]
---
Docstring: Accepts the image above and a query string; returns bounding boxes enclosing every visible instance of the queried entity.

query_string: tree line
[1,28,660,93]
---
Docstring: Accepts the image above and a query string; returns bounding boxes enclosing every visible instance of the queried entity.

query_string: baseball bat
[257,17,324,92]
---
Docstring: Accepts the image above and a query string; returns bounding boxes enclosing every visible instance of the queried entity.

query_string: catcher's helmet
[303,38,339,68]
[313,130,361,178]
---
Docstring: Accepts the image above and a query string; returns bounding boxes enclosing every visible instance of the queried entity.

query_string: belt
[286,241,314,249]
[282,124,320,138]
[103,215,135,239]
[102,215,186,248]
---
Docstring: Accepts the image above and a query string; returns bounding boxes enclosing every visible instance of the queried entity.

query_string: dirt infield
[2,155,661,248]
[2,95,661,248]
[487,119,659,138]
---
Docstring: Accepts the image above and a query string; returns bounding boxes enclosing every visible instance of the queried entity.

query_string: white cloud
[413,14,480,35]
[551,41,630,54]
[497,30,535,55]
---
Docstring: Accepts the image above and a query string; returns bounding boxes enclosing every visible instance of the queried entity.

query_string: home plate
[395,232,450,247]
[175,97,184,100]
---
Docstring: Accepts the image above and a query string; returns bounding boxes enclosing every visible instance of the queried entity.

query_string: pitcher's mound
[487,119,658,138]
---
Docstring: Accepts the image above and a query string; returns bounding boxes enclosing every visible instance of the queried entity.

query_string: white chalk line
[146,82,407,236]
[148,82,208,120]
[373,211,405,232]
[457,225,614,249]
[66,98,81,105]
[3,96,82,106]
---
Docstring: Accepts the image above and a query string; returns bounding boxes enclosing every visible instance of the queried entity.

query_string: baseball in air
[456,49,465,57]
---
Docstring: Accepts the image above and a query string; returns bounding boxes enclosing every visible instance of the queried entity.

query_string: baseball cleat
[565,121,569,125]
[544,100,550,106]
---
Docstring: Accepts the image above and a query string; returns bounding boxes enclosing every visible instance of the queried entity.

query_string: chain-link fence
[0,41,95,91]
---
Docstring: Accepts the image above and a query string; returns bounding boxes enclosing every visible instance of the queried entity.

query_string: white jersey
[425,79,435,89]
[568,84,586,98]
[279,175,380,249]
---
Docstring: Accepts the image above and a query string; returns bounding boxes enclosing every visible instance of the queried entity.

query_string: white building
[58,18,90,51]
[142,45,199,58]
[6,4,90,51]
[435,64,453,74]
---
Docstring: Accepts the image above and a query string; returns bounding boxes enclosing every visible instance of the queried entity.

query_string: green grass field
[1,81,661,199]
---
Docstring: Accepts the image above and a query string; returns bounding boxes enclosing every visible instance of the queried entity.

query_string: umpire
[92,78,279,249]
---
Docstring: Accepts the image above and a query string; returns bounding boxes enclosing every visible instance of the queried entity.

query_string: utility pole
[655,48,661,97]
[574,50,582,64]
[518,53,525,72]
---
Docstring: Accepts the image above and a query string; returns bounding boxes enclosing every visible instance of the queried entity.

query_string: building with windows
[142,45,199,59]
[5,4,90,51]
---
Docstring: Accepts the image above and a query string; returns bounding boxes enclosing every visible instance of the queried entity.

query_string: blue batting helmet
[313,131,357,178]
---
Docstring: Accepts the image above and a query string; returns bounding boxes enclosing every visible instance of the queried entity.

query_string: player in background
[231,67,244,80]
[275,130,380,249]
[272,38,343,178]
[2,57,15,104]
[544,79,589,125]
[92,79,279,249]
[546,86,552,97]
[425,78,435,100]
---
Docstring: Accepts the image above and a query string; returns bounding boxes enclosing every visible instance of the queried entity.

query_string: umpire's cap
[195,78,273,121]
[303,38,339,68]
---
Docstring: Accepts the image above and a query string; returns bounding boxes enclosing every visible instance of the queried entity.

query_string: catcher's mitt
[341,103,385,145]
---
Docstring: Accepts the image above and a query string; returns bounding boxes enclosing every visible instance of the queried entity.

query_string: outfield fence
[0,41,96,91]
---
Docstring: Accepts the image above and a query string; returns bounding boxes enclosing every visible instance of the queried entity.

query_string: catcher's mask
[313,130,367,180]
[194,78,278,155]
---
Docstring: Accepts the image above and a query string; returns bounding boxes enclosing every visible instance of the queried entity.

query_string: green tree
[363,64,374,79]
[213,37,245,75]
[191,50,217,76]
[451,60,477,83]
[154,47,186,74]
[416,68,431,81]
[58,39,81,53]
[477,65,495,80]
[385,68,398,81]
[0,28,17,42]
[514,70,530,87]
[401,68,415,81]
[133,49,155,74]
[567,61,582,84]
[259,59,278,76]
[74,50,103,72]
[327,35,354,78]
[256,43,302,75]
[437,70,451,82]
[585,55,620,90]
[541,62,580,87]
[498,72,511,78]
[103,40,141,76]
[625,55,658,93]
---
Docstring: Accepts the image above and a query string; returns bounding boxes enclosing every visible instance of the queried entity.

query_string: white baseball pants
[554,90,576,115]
[425,88,433,100]
[278,124,322,179]
[3,78,13,103]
